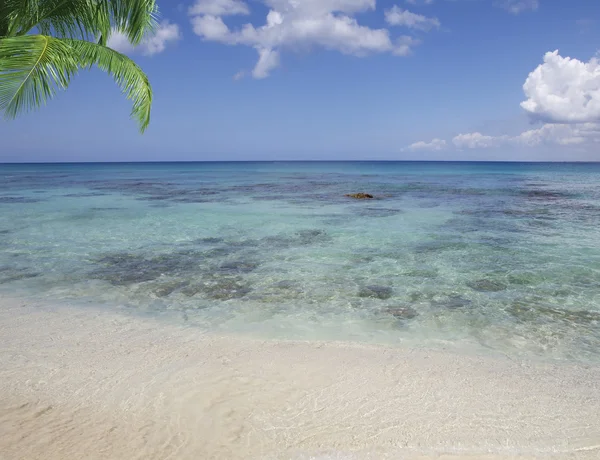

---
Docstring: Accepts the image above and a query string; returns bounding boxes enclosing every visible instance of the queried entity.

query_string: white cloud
[521,50,600,124]
[497,0,539,14]
[403,46,600,154]
[191,15,231,41]
[107,20,181,56]
[253,48,280,78]
[188,0,249,16]
[233,70,246,80]
[385,6,440,31]
[189,0,421,78]
[514,123,600,146]
[404,138,447,151]
[406,123,600,152]
[453,132,503,149]
[406,0,434,5]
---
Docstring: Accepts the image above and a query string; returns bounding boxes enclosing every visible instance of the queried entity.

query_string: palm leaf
[0,34,152,132]
[66,38,152,131]
[3,1,158,45]
[0,35,78,118]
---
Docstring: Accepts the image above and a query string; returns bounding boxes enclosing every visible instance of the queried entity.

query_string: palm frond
[0,34,152,132]
[0,34,78,118]
[67,38,152,132]
[3,1,158,45]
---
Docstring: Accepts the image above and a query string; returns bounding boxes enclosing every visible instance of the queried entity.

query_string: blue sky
[2,0,600,162]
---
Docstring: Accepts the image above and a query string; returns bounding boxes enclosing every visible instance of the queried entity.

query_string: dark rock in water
[184,276,252,300]
[216,260,260,275]
[204,247,237,258]
[0,196,42,204]
[507,272,541,286]
[508,301,600,325]
[91,251,204,286]
[272,280,297,289]
[382,306,418,319]
[152,281,189,298]
[467,279,507,292]
[260,230,330,248]
[295,229,330,245]
[0,271,40,284]
[345,193,374,199]
[195,237,224,244]
[358,285,393,300]
[434,295,473,310]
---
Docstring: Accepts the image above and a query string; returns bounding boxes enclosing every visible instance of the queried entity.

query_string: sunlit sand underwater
[2,161,600,362]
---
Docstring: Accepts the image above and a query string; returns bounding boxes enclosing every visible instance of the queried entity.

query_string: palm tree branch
[0,34,152,132]
[0,34,78,118]
[66,38,152,132]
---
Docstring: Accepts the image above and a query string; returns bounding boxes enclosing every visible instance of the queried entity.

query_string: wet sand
[1,296,599,460]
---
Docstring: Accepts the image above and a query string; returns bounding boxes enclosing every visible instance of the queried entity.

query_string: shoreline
[1,296,600,459]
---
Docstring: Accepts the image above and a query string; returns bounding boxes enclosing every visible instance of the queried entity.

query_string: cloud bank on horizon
[406,51,600,153]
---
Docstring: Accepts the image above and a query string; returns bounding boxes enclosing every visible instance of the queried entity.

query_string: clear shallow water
[1,161,600,362]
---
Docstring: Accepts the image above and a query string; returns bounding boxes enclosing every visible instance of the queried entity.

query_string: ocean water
[1,161,600,362]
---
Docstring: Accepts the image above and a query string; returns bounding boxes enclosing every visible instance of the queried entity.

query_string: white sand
[1,296,600,460]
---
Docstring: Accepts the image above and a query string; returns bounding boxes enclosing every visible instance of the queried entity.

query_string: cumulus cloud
[404,138,447,151]
[453,132,503,149]
[521,50,600,124]
[189,0,422,78]
[514,123,600,146]
[188,0,249,16]
[108,20,181,56]
[496,0,539,14]
[385,6,440,31]
[404,48,600,153]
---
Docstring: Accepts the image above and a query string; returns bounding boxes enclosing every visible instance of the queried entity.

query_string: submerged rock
[358,285,393,300]
[272,280,297,289]
[195,237,225,244]
[508,301,600,326]
[0,271,40,284]
[382,306,418,319]
[0,196,42,204]
[216,260,261,275]
[295,229,331,245]
[345,193,374,200]
[152,280,189,298]
[201,278,252,300]
[433,295,473,310]
[467,279,507,292]
[414,241,469,254]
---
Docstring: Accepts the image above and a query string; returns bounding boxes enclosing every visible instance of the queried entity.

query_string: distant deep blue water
[2,161,600,362]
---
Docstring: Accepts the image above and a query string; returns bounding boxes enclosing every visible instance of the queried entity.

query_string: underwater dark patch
[381,306,418,320]
[467,279,507,292]
[358,285,393,300]
[0,196,42,204]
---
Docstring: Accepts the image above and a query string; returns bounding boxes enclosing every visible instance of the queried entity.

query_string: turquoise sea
[2,161,600,362]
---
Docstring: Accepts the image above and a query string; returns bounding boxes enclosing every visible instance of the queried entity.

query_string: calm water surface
[2,162,600,362]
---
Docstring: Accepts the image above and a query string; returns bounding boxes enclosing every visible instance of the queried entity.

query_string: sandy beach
[0,296,599,460]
